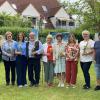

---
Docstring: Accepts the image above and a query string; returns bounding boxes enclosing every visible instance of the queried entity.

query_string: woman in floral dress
[53,33,66,87]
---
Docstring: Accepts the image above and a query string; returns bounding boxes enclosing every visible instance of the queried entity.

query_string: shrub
[0,13,32,27]
[0,27,95,42]
[0,27,31,40]
[40,28,95,42]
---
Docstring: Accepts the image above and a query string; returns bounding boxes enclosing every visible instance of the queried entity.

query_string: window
[11,4,17,9]
[61,21,66,26]
[32,18,36,25]
[42,6,48,12]
[69,22,75,26]
[56,20,66,26]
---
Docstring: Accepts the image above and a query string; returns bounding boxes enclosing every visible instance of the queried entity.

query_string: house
[0,0,75,29]
[0,0,17,16]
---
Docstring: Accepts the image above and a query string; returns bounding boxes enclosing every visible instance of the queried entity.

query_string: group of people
[1,32,43,88]
[0,30,100,91]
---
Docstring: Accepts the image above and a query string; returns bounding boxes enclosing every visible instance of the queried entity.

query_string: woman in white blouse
[79,30,94,89]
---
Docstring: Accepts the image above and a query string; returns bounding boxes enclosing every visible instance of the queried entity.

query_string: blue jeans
[95,64,100,79]
[80,61,92,87]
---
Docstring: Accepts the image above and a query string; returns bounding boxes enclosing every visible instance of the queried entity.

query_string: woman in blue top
[15,33,27,88]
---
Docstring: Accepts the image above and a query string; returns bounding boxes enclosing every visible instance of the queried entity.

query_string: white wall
[55,7,69,20]
[50,17,57,28]
[50,7,71,29]
[0,1,17,16]
[22,4,40,18]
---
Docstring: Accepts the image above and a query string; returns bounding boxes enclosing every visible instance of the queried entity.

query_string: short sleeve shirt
[79,39,95,62]
[15,42,26,56]
[66,43,79,61]
[94,41,100,64]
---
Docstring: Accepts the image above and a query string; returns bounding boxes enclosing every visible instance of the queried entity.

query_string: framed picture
[49,32,70,43]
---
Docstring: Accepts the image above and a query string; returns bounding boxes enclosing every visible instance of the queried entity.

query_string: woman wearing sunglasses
[2,32,16,86]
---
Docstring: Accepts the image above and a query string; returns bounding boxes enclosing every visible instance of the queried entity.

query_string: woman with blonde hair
[2,32,16,86]
[42,34,54,87]
[65,34,79,88]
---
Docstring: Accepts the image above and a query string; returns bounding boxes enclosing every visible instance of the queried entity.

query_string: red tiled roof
[48,7,61,17]
[0,0,5,6]
[0,0,62,28]
[7,0,29,13]
[6,0,61,18]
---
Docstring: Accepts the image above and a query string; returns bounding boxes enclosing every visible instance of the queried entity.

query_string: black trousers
[28,58,41,85]
[80,61,92,87]
[3,60,16,84]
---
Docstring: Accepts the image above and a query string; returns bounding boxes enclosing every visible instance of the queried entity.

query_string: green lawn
[0,62,99,100]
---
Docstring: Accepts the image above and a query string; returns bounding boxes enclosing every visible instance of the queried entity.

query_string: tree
[0,13,32,27]
[62,0,100,33]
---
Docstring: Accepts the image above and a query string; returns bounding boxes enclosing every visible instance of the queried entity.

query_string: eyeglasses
[8,36,12,38]
[83,34,89,36]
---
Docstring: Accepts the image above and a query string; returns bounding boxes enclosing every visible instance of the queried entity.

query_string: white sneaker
[18,85,23,88]
[24,84,28,87]
[71,85,76,88]
[66,84,70,88]
[61,83,64,87]
[58,83,61,87]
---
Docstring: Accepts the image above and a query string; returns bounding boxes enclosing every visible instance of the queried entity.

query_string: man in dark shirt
[94,32,100,91]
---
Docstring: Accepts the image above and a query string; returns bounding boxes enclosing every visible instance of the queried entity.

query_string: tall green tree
[0,13,32,27]
[62,0,100,32]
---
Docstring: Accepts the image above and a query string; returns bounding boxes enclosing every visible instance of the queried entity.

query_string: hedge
[0,27,31,40]
[0,27,95,42]
[40,28,95,42]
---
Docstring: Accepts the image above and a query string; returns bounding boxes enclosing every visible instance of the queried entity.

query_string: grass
[0,62,100,100]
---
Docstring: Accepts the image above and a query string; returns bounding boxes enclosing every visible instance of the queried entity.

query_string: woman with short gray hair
[79,30,95,89]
